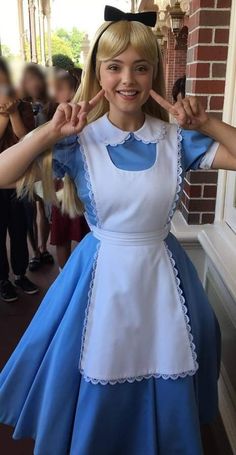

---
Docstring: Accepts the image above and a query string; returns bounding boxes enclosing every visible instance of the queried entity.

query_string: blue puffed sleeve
[180,129,216,172]
[52,134,79,180]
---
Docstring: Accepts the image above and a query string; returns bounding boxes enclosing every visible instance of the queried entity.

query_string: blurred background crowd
[0,56,90,302]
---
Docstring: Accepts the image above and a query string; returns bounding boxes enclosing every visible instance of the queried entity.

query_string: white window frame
[215,1,236,231]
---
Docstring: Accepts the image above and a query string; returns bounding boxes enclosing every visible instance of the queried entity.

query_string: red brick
[188,11,200,32]
[212,63,227,77]
[180,203,201,225]
[189,10,230,32]
[203,185,217,197]
[215,28,230,43]
[188,198,216,211]
[190,0,215,15]
[202,213,215,223]
[209,96,224,110]
[189,28,213,46]
[184,182,202,197]
[199,10,230,26]
[196,96,208,109]
[188,213,201,224]
[187,170,218,184]
[217,0,231,7]
[193,79,225,94]
[185,79,193,94]
[196,45,228,61]
[187,62,210,78]
[187,46,196,64]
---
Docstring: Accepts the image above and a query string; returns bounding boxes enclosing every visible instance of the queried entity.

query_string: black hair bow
[104,5,157,27]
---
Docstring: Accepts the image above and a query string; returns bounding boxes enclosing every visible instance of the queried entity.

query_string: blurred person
[0,57,38,301]
[21,63,54,271]
[50,67,90,269]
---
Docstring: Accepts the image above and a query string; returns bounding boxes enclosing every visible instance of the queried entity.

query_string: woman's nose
[121,69,135,85]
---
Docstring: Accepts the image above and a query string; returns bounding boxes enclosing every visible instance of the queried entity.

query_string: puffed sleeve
[52,134,79,179]
[180,129,219,172]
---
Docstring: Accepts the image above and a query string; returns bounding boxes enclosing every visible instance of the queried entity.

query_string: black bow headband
[92,5,157,71]
[104,5,157,27]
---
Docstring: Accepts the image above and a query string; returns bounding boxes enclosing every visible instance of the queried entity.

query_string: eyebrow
[106,59,149,64]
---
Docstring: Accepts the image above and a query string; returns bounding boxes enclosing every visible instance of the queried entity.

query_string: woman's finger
[149,89,177,114]
[173,101,188,125]
[57,103,72,122]
[181,98,194,119]
[69,103,80,126]
[74,112,87,133]
[189,96,200,116]
[78,101,90,116]
[88,89,105,110]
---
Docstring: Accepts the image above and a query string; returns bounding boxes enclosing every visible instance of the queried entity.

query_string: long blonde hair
[17,20,168,217]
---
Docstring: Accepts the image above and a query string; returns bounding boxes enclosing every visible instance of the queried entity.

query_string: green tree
[52,54,74,70]
[56,27,84,65]
[1,44,13,58]
[51,33,74,59]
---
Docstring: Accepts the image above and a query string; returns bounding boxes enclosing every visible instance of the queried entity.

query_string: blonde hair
[17,20,168,217]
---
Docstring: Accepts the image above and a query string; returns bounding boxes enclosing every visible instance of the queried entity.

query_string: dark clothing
[0,190,29,280]
[0,100,34,152]
[0,101,34,279]
[50,179,90,245]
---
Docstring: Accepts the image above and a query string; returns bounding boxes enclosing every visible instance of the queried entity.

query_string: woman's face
[99,45,154,116]
[22,72,44,100]
[53,79,75,103]
[0,71,13,102]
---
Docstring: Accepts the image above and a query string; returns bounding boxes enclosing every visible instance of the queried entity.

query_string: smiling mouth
[116,90,140,99]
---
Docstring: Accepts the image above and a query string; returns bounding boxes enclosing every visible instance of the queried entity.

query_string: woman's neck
[108,109,145,132]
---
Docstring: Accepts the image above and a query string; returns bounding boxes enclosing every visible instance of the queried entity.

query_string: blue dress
[0,116,221,455]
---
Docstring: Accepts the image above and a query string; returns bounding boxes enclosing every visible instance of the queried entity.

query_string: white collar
[90,113,168,146]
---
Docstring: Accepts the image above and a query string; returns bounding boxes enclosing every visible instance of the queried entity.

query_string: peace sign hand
[50,89,105,139]
[150,90,209,130]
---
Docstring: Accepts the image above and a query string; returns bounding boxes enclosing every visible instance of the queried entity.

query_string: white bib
[78,114,198,384]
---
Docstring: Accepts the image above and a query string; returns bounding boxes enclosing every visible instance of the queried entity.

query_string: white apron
[78,114,198,384]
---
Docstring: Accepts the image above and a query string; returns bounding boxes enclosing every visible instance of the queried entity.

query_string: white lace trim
[77,137,101,227]
[79,240,198,386]
[82,365,198,385]
[166,126,183,226]
[79,243,101,372]
[104,123,168,147]
[164,241,199,373]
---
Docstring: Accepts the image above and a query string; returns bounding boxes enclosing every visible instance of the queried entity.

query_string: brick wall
[165,27,188,102]
[179,0,231,224]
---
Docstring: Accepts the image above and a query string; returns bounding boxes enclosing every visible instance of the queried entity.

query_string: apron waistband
[90,225,170,246]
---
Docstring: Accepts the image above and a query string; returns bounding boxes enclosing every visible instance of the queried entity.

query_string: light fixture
[169,1,185,36]
[155,26,164,45]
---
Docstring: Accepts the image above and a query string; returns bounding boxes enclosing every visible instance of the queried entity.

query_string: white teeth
[118,91,138,96]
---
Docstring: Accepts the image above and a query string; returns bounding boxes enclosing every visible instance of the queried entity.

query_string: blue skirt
[0,232,221,455]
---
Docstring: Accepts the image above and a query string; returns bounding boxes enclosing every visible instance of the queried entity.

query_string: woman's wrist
[197,115,219,138]
[45,121,65,143]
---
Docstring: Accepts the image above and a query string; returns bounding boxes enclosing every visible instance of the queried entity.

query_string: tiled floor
[0,247,233,455]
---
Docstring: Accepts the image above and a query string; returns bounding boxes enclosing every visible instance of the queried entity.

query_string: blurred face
[99,45,154,117]
[0,71,13,102]
[23,72,44,100]
[53,80,75,103]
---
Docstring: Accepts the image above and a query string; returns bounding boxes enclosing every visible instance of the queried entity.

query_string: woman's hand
[50,89,105,138]
[0,98,20,115]
[150,90,209,130]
